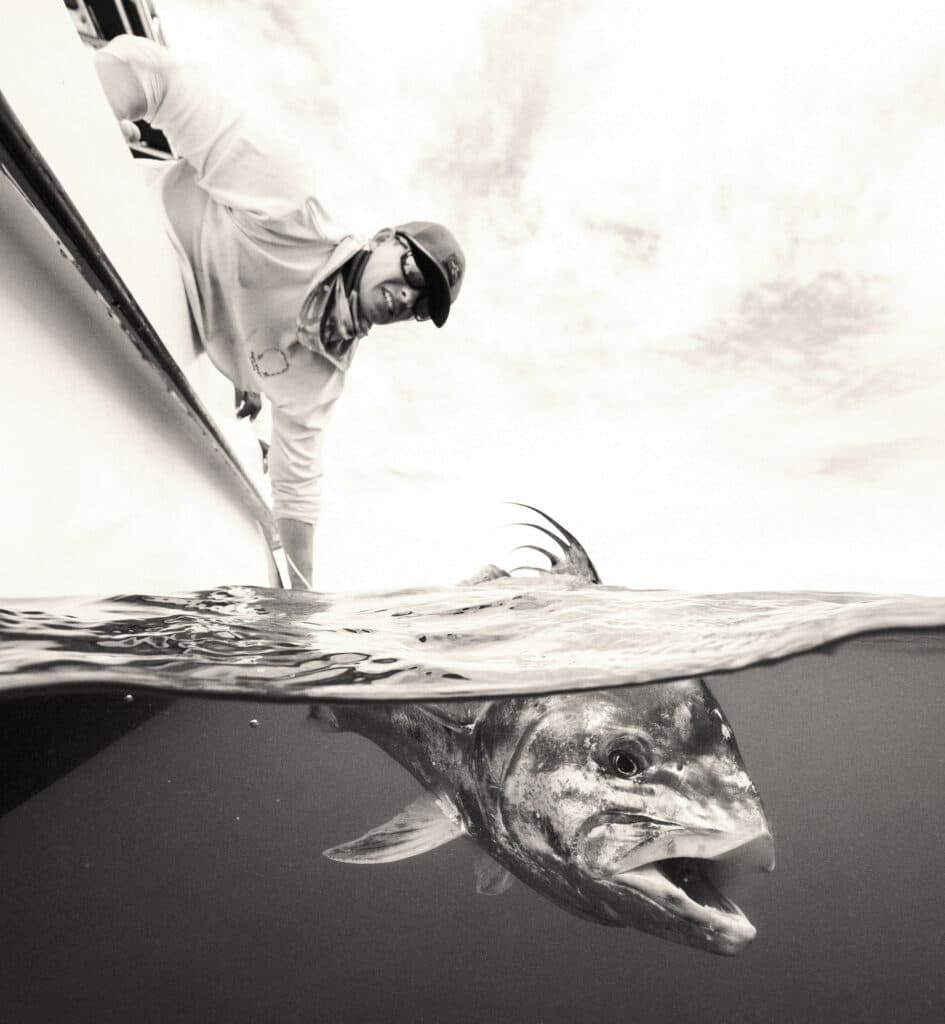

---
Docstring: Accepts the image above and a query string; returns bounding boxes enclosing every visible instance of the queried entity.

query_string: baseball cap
[395,221,465,327]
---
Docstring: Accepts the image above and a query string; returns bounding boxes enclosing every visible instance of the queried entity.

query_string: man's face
[358,234,428,326]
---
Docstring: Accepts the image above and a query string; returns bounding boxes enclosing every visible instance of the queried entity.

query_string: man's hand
[234,388,262,421]
[277,518,314,590]
[118,120,141,144]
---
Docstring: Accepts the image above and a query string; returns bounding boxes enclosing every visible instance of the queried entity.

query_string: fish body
[317,508,773,956]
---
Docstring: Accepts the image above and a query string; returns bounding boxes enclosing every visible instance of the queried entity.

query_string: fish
[313,507,773,955]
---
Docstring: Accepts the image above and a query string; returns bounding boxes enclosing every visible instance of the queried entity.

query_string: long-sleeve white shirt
[103,34,362,526]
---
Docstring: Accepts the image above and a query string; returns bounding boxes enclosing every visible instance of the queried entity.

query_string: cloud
[813,438,929,483]
[419,0,562,205]
[586,221,660,264]
[677,272,902,404]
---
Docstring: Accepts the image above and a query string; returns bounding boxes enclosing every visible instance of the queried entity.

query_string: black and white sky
[151,0,945,593]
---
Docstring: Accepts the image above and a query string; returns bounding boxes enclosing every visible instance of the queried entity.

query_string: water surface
[3,581,945,700]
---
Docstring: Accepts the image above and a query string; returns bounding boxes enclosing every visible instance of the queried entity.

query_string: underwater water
[1,576,944,1021]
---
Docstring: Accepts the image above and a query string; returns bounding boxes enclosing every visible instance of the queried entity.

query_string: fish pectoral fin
[307,705,340,732]
[472,850,515,896]
[322,793,464,864]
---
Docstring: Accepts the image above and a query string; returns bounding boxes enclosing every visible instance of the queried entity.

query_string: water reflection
[316,680,774,956]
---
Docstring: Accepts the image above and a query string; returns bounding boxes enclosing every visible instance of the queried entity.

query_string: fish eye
[607,749,642,778]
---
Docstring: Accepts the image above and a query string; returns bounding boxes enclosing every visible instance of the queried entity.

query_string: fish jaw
[582,815,774,956]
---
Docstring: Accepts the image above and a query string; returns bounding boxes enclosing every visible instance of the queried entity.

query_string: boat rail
[0,87,280,551]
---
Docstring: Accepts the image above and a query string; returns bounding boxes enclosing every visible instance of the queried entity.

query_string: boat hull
[1,0,279,596]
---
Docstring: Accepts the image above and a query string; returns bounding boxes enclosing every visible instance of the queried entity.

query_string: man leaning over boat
[93,35,465,589]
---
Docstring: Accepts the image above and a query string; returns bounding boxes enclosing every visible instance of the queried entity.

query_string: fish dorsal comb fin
[506,504,602,584]
[322,793,463,864]
[473,849,515,896]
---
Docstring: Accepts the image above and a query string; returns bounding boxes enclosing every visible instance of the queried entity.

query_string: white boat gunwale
[0,85,280,553]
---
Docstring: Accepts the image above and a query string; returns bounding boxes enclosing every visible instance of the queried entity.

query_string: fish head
[482,680,773,955]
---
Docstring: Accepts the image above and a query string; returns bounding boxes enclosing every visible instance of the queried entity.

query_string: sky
[152,0,945,594]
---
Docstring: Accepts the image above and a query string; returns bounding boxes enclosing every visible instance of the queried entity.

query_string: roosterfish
[314,508,774,956]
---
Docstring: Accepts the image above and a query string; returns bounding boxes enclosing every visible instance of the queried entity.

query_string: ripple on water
[2,580,945,701]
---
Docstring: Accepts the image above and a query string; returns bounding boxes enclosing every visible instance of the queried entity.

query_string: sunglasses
[396,236,431,321]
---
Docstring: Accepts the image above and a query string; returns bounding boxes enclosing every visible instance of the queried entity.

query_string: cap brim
[409,246,451,328]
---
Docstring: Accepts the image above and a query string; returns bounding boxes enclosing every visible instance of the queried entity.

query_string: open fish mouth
[583,816,774,953]
[613,852,757,951]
